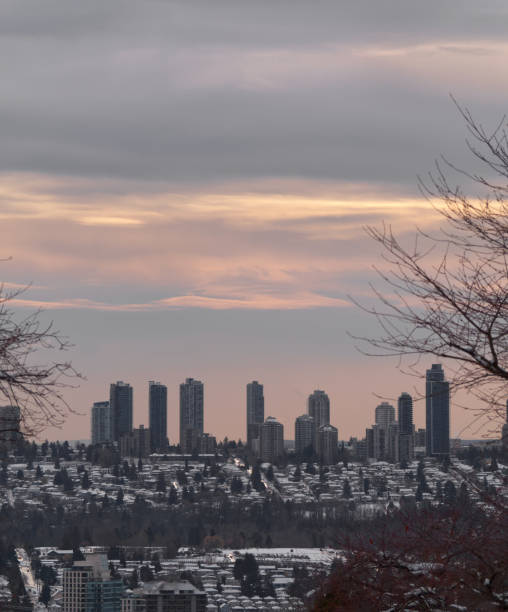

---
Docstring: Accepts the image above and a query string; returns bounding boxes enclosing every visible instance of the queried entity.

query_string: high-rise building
[246,381,264,449]
[62,552,124,612]
[91,401,111,445]
[365,428,374,459]
[425,364,450,457]
[372,424,386,460]
[149,381,167,452]
[179,378,204,454]
[308,390,330,452]
[198,433,217,454]
[260,416,284,463]
[387,421,400,463]
[0,405,21,446]
[318,424,338,465]
[398,392,414,463]
[119,425,151,458]
[110,381,133,442]
[375,402,395,431]
[295,414,314,456]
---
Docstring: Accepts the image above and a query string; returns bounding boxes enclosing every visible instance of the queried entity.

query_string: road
[15,548,40,606]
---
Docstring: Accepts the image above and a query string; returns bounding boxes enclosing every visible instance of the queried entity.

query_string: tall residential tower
[149,381,168,452]
[246,381,264,449]
[110,381,133,442]
[179,378,204,454]
[425,364,450,457]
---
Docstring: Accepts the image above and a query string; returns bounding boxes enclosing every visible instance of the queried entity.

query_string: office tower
[375,402,395,431]
[179,378,204,454]
[110,381,133,442]
[295,414,314,455]
[62,553,124,612]
[398,392,414,463]
[121,581,207,612]
[0,405,21,446]
[149,381,168,452]
[318,424,338,465]
[119,425,151,458]
[247,381,264,448]
[425,364,450,457]
[260,416,284,463]
[91,401,110,445]
[308,390,330,452]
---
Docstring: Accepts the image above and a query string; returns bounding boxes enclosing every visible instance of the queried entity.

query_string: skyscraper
[109,381,133,442]
[308,389,330,452]
[91,401,110,445]
[426,364,450,457]
[260,416,284,463]
[180,378,204,454]
[149,381,168,452]
[318,424,338,465]
[375,402,395,431]
[398,392,414,463]
[246,380,264,448]
[295,414,314,455]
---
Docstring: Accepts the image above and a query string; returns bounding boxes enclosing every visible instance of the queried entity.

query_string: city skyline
[86,374,451,450]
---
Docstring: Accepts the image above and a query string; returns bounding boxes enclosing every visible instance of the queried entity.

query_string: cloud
[11,292,350,312]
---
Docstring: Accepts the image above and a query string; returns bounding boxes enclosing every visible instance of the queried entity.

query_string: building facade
[425,364,450,457]
[179,378,204,454]
[63,553,124,612]
[149,381,167,452]
[91,401,110,445]
[260,416,284,463]
[121,581,206,612]
[110,381,133,442]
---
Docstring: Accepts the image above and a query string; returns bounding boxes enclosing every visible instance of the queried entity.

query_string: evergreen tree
[116,488,124,505]
[39,581,51,606]
[129,568,139,590]
[140,565,154,582]
[168,486,178,505]
[81,471,91,490]
[230,476,243,494]
[342,479,352,498]
[443,480,457,505]
[156,472,166,492]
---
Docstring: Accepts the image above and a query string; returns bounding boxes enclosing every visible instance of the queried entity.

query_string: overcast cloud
[1,1,506,441]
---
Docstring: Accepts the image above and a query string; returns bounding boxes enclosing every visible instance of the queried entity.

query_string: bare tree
[353,100,508,431]
[0,280,80,438]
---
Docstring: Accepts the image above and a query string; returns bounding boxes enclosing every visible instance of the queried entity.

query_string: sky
[2,1,508,443]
